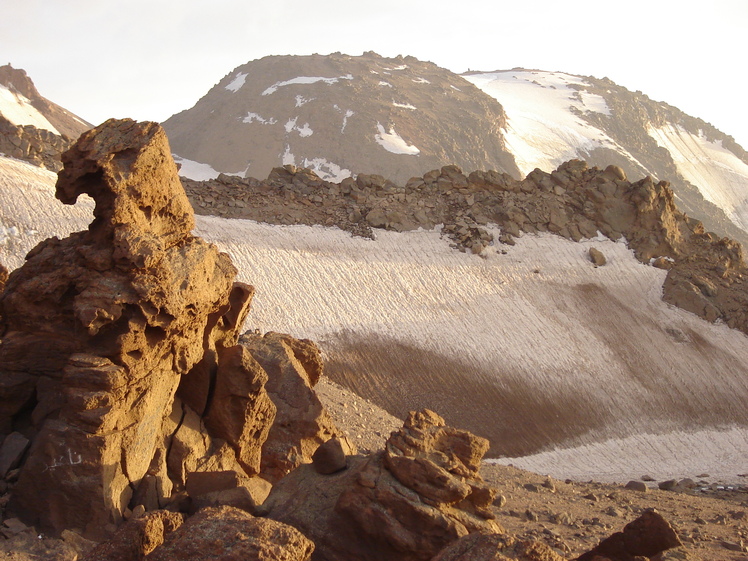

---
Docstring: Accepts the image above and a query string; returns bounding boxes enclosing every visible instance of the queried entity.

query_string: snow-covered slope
[0,64,91,139]
[649,124,748,232]
[464,68,748,244]
[3,154,748,485]
[462,70,640,176]
[0,83,60,134]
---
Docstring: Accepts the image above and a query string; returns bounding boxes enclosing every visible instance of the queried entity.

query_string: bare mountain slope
[3,153,748,486]
[162,52,520,183]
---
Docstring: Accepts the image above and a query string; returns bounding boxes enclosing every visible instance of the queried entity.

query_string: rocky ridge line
[182,160,748,336]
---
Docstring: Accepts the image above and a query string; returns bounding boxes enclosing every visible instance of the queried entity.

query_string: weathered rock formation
[182,159,748,336]
[265,409,502,561]
[0,119,276,539]
[240,331,349,482]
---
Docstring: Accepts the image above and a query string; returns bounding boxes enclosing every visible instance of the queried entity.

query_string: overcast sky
[3,0,747,148]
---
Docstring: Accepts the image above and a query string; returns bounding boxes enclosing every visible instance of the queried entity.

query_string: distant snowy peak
[162,52,519,184]
[464,68,748,244]
[0,64,91,139]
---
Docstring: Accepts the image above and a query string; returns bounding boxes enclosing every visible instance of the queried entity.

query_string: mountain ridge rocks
[182,159,748,337]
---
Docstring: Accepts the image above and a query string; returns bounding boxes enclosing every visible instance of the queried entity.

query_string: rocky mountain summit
[163,52,520,183]
[0,64,91,171]
[0,120,694,560]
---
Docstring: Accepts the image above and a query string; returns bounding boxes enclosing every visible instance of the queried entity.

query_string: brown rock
[589,247,607,266]
[185,470,271,514]
[267,410,502,561]
[576,510,681,561]
[81,510,185,561]
[312,436,348,474]
[432,533,566,561]
[147,506,314,561]
[242,332,342,482]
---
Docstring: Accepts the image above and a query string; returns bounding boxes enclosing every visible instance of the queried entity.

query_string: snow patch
[295,95,314,107]
[413,77,430,84]
[375,123,420,155]
[450,85,462,92]
[284,117,313,137]
[393,102,417,110]
[0,84,60,134]
[173,155,223,181]
[242,112,277,125]
[281,145,295,166]
[300,157,352,182]
[225,72,248,93]
[378,81,393,88]
[262,74,353,96]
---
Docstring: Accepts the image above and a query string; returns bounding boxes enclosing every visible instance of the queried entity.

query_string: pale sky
[2,0,747,148]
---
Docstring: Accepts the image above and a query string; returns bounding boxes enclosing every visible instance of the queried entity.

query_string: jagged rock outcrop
[0,115,73,171]
[183,159,748,336]
[265,409,502,561]
[0,119,275,539]
[240,331,348,482]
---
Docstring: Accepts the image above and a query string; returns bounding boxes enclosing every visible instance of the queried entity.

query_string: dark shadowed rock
[576,510,681,561]
[312,436,348,474]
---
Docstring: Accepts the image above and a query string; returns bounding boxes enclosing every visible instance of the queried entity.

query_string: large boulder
[265,409,502,561]
[241,331,345,482]
[575,509,681,561]
[0,119,275,539]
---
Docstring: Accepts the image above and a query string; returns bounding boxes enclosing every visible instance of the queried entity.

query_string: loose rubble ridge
[182,159,748,336]
[0,119,701,560]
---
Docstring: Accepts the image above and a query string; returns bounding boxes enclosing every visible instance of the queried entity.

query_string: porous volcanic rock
[0,119,275,539]
[265,409,502,561]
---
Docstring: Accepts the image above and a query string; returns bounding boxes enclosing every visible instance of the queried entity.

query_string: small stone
[624,480,648,492]
[525,509,539,522]
[658,479,677,491]
[589,247,607,266]
[492,494,507,508]
[312,436,348,475]
[524,483,541,492]
[641,475,655,482]
[131,504,146,518]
